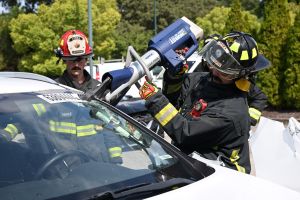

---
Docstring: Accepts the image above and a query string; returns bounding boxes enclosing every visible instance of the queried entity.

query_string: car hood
[147,163,300,200]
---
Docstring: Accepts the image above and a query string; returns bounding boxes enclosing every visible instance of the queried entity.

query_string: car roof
[0,72,66,94]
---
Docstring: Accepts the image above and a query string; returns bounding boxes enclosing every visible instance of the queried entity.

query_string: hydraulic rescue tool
[84,17,204,105]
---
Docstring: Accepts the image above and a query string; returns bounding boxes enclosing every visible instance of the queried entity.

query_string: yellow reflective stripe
[166,82,182,94]
[252,48,257,58]
[230,149,246,173]
[230,42,240,53]
[109,147,122,158]
[49,120,77,134]
[32,103,46,116]
[240,50,249,60]
[4,124,18,137]
[155,103,178,126]
[76,125,97,137]
[249,107,262,121]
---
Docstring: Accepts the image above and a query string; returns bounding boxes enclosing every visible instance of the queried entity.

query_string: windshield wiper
[87,178,194,200]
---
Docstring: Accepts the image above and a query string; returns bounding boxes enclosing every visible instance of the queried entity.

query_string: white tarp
[249,116,300,192]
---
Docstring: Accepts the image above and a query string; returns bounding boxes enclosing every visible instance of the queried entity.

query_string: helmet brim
[61,53,93,61]
[252,54,271,73]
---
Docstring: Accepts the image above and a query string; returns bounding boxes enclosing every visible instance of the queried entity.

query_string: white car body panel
[250,116,300,192]
[1,72,300,200]
[0,77,61,94]
[147,163,300,200]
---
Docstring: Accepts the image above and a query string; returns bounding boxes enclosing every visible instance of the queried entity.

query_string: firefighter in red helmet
[54,30,100,93]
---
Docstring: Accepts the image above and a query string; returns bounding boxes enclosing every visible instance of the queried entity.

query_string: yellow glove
[139,79,159,100]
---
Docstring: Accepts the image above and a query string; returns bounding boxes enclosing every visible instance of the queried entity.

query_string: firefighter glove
[168,47,189,78]
[139,80,159,100]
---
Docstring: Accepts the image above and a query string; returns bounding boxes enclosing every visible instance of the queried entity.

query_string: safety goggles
[199,40,242,76]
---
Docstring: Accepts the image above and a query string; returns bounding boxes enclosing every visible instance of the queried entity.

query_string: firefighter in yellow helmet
[196,33,268,126]
[139,31,270,174]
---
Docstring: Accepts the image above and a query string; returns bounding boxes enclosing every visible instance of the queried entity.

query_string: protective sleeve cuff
[145,91,179,127]
[145,91,170,116]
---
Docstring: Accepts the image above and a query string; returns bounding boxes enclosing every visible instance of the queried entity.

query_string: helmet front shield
[199,40,242,76]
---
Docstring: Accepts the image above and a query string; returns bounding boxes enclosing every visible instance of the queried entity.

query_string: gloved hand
[168,47,189,78]
[139,78,159,100]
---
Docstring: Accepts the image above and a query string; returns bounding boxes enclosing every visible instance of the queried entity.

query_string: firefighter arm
[145,93,236,148]
[103,131,123,164]
[247,84,268,125]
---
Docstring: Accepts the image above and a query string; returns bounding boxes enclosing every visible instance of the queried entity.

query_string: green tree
[256,0,291,108]
[9,0,120,76]
[224,0,261,36]
[218,0,261,12]
[196,7,230,36]
[224,0,244,33]
[0,7,21,71]
[117,0,220,33]
[282,12,300,109]
[196,6,260,37]
[112,21,153,58]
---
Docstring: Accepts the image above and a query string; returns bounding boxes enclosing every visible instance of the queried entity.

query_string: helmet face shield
[199,40,243,76]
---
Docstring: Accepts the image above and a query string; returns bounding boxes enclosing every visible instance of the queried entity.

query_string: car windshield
[0,90,213,200]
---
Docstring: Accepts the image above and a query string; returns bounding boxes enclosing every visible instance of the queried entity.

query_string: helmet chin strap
[235,78,251,92]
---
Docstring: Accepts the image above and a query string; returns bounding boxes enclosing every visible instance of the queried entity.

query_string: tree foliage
[282,11,300,109]
[224,0,244,33]
[196,6,260,37]
[217,0,261,12]
[9,0,120,76]
[117,0,220,32]
[256,0,291,108]
[0,7,21,71]
[112,21,153,58]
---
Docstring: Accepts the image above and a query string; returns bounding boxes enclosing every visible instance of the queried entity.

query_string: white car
[0,72,299,200]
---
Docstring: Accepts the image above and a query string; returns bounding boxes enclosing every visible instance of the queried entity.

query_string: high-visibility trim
[155,103,178,126]
[240,50,249,60]
[249,107,262,121]
[230,42,240,53]
[166,82,182,94]
[109,147,122,158]
[49,120,77,134]
[4,124,18,138]
[49,120,97,137]
[32,103,46,116]
[76,125,97,137]
[252,48,257,58]
[230,149,246,173]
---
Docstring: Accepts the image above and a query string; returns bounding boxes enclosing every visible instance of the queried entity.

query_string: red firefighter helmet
[55,30,93,61]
